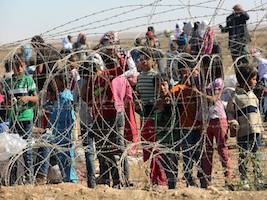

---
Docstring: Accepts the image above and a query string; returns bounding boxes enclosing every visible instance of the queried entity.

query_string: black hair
[147,26,155,33]
[134,38,142,46]
[11,54,25,68]
[236,64,257,87]
[31,35,44,44]
[193,22,200,31]
[140,47,154,60]
[67,35,72,41]
[4,60,11,72]
[54,68,70,89]
[31,35,45,48]
[211,57,223,79]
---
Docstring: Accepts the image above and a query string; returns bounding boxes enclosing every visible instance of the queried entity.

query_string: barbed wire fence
[0,0,266,191]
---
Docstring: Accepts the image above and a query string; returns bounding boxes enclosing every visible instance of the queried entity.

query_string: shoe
[35,174,47,185]
[254,179,266,190]
[124,180,134,187]
[200,177,209,189]
[186,179,198,187]
[112,180,121,189]
[225,178,235,191]
[240,179,250,191]
[96,177,110,186]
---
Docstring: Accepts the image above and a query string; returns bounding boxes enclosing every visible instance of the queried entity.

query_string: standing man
[219,4,250,65]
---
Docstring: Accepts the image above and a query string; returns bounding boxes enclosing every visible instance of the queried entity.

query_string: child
[136,48,167,186]
[35,70,77,184]
[227,64,264,190]
[155,76,179,189]
[3,56,38,185]
[170,66,202,187]
[193,58,232,189]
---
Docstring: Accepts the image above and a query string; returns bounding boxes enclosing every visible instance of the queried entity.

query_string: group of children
[0,21,266,191]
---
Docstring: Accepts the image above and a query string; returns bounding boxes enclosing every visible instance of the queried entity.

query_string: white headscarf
[63,37,73,50]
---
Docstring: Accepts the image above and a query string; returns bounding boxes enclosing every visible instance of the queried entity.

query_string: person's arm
[123,53,138,77]
[18,93,38,104]
[240,11,249,21]
[219,16,230,33]
[81,77,93,105]
[192,86,220,102]
[226,96,239,137]
[97,66,123,77]
[18,78,38,104]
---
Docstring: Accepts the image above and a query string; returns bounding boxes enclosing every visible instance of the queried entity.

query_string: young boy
[3,56,38,184]
[227,64,264,190]
[170,67,202,187]
[136,48,167,186]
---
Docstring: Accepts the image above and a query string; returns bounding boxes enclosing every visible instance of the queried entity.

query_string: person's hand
[160,81,170,97]
[96,70,103,76]
[17,96,29,103]
[219,24,223,29]
[192,85,199,93]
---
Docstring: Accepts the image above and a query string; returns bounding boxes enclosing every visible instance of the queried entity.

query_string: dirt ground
[1,183,267,200]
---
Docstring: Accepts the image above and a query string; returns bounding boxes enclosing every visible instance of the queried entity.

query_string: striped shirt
[4,74,37,122]
[226,87,263,138]
[136,69,158,105]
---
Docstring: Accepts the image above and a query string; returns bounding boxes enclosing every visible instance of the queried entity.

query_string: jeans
[94,113,129,186]
[36,145,77,183]
[160,149,179,189]
[180,129,202,185]
[81,126,96,188]
[158,129,181,189]
[9,120,33,185]
[237,133,263,181]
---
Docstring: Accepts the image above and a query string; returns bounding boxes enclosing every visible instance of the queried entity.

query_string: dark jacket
[221,11,250,44]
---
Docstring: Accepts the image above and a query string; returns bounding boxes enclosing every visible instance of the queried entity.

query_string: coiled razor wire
[0,0,266,190]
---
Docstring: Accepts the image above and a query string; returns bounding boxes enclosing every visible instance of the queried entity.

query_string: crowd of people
[0,4,266,191]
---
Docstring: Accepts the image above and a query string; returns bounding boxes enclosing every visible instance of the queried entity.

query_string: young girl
[193,58,232,189]
[36,70,77,184]
[227,64,264,190]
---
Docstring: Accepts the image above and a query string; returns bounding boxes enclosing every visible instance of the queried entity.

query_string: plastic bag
[0,132,27,161]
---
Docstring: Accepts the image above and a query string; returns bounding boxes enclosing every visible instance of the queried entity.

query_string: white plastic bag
[0,132,27,161]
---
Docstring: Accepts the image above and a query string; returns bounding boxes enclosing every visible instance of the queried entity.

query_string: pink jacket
[111,75,138,154]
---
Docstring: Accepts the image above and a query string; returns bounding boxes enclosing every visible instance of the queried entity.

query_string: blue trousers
[9,120,33,185]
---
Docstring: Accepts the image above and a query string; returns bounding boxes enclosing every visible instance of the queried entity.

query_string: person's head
[147,26,155,34]
[180,67,191,84]
[134,37,142,47]
[67,35,73,43]
[69,54,79,70]
[77,33,86,45]
[4,60,12,73]
[138,48,155,72]
[54,70,69,91]
[233,4,243,14]
[170,40,178,51]
[193,21,200,31]
[104,45,117,58]
[146,31,154,40]
[31,35,45,48]
[159,75,170,97]
[210,57,223,80]
[11,55,26,76]
[164,29,171,38]
[236,64,258,90]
